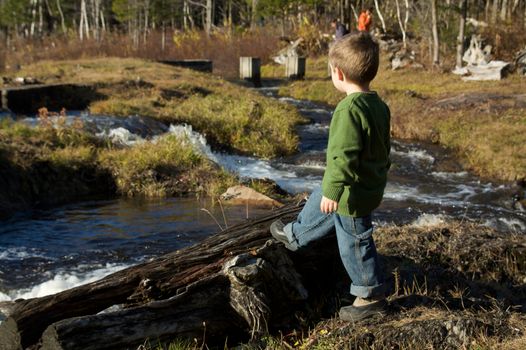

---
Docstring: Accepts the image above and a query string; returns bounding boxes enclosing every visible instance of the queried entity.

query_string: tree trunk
[0,31,6,72]
[0,205,350,350]
[395,0,408,49]
[206,0,213,35]
[56,0,67,34]
[500,0,509,20]
[100,7,106,35]
[92,0,100,41]
[30,0,37,37]
[491,0,499,24]
[79,0,90,40]
[251,0,259,29]
[350,2,359,22]
[374,0,387,33]
[456,0,468,68]
[183,0,189,30]
[144,0,149,45]
[431,0,440,65]
[161,23,166,52]
[38,0,44,36]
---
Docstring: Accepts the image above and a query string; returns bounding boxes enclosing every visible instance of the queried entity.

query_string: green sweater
[321,91,391,217]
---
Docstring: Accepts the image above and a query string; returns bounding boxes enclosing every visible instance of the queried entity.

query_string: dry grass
[273,56,526,182]
[152,222,526,350]
[2,29,281,78]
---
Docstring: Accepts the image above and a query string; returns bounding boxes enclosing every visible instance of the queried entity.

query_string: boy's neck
[343,81,371,95]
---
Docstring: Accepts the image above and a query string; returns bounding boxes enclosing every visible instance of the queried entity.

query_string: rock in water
[221,185,283,208]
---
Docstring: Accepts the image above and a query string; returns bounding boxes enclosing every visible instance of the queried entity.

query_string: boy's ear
[336,67,345,81]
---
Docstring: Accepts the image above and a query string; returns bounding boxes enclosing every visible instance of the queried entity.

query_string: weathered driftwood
[451,35,511,81]
[461,61,511,81]
[462,35,492,66]
[0,204,347,350]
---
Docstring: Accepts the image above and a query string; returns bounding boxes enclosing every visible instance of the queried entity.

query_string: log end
[40,325,63,350]
[0,317,22,350]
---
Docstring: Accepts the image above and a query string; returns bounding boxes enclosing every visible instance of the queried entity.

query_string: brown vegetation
[275,57,526,182]
[2,29,282,78]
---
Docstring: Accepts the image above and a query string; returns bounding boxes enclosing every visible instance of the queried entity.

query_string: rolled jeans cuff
[283,222,301,250]
[351,282,385,299]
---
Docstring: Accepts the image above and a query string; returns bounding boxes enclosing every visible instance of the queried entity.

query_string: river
[0,87,524,304]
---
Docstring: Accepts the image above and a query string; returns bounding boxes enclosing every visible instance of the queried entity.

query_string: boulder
[221,185,283,208]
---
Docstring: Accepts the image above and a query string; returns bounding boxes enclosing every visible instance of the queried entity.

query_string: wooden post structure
[239,57,261,87]
[285,57,306,80]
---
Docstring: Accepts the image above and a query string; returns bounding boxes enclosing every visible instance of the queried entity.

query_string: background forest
[0,0,526,76]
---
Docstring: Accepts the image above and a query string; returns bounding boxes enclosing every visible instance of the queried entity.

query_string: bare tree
[206,0,212,34]
[491,0,499,24]
[456,0,468,68]
[500,0,509,20]
[56,0,67,34]
[395,0,410,49]
[251,0,259,29]
[431,0,440,65]
[30,0,38,37]
[374,0,388,33]
[79,0,90,40]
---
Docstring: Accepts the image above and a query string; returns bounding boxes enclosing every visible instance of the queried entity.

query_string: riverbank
[0,58,306,216]
[149,220,526,350]
[264,57,526,183]
[3,58,306,158]
[0,119,236,218]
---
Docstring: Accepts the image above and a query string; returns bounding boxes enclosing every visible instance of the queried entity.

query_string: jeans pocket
[355,226,373,240]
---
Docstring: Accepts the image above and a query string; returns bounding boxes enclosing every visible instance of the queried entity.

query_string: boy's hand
[320,196,338,214]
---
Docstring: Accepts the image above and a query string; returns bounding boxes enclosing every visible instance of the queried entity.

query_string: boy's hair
[329,32,379,85]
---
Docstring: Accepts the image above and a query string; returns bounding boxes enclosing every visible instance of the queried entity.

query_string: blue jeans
[283,187,384,299]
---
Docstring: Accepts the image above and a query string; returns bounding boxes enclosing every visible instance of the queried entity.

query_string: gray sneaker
[269,219,298,251]
[339,299,387,322]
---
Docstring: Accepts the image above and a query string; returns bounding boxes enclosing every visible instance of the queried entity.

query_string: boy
[270,32,390,322]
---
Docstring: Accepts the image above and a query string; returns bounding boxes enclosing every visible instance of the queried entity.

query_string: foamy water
[0,263,129,301]
[411,213,448,227]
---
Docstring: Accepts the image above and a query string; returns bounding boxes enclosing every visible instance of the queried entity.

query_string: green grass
[269,56,526,181]
[8,58,308,158]
[0,119,237,213]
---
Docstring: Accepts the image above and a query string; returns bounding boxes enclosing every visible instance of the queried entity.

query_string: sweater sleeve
[321,107,363,201]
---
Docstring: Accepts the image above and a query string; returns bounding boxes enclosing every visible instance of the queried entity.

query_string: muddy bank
[0,151,114,220]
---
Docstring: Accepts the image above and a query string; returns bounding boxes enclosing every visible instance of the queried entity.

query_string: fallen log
[0,204,348,350]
